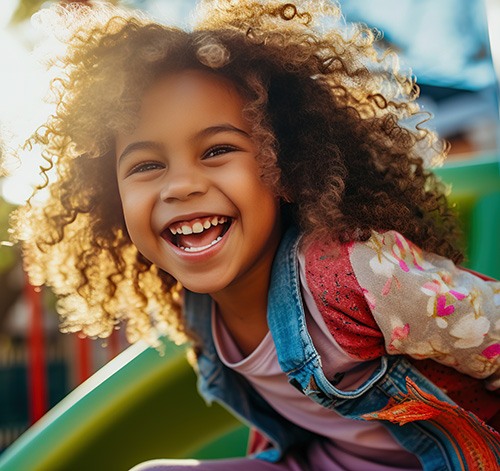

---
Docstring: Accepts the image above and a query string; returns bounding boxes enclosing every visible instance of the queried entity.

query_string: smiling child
[11,1,500,470]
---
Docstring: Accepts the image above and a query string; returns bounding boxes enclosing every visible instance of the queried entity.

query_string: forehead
[136,69,247,126]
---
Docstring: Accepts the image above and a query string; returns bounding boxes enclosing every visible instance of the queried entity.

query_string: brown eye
[128,161,164,175]
[203,145,238,159]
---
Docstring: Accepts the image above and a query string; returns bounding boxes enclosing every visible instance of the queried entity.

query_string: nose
[159,164,208,202]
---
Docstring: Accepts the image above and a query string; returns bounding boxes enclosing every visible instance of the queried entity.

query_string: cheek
[232,159,274,198]
[243,184,280,234]
[237,168,279,219]
[119,190,152,248]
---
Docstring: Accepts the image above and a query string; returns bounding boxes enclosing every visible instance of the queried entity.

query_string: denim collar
[184,226,303,366]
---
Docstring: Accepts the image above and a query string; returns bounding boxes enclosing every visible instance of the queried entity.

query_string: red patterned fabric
[304,242,385,360]
[304,239,500,425]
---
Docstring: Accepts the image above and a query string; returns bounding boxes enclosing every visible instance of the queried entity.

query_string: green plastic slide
[434,155,500,278]
[0,154,499,471]
[0,341,248,471]
[467,191,500,279]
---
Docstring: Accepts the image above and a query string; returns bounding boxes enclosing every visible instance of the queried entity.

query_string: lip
[161,218,235,262]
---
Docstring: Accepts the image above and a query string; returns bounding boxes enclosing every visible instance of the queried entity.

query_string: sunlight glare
[0,5,54,206]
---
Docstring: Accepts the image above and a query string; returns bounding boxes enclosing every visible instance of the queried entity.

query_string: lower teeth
[180,236,222,252]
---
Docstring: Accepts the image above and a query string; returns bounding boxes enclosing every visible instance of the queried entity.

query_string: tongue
[178,224,225,248]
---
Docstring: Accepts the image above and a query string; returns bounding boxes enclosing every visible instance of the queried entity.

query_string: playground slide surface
[0,340,247,471]
[0,155,498,471]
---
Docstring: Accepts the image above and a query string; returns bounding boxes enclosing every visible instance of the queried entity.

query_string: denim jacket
[184,227,500,471]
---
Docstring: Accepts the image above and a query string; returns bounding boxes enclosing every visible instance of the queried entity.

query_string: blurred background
[0,0,499,456]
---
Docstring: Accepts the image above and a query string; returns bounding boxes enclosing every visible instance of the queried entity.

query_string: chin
[179,278,228,296]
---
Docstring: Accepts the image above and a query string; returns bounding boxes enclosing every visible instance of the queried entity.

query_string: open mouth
[162,215,233,253]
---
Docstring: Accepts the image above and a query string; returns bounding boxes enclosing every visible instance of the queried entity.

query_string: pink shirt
[211,253,422,470]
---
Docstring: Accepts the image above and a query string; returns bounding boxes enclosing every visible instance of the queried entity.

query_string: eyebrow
[117,141,164,167]
[117,123,251,165]
[192,124,251,141]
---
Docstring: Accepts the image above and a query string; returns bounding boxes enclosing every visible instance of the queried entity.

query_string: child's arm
[305,232,499,424]
[347,230,499,391]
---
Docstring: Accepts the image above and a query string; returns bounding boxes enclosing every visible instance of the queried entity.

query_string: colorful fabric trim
[362,377,500,470]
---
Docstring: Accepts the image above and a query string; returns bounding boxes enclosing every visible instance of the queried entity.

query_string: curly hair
[11,0,463,346]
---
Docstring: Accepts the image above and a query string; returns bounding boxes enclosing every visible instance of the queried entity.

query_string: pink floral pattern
[349,230,500,390]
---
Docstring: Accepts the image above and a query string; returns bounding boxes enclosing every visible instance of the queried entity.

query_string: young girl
[11,1,499,469]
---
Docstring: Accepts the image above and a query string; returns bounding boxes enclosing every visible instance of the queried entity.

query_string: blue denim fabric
[184,227,498,470]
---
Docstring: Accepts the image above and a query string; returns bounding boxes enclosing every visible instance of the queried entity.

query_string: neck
[210,236,279,357]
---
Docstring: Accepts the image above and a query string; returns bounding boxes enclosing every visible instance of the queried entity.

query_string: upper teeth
[169,216,228,235]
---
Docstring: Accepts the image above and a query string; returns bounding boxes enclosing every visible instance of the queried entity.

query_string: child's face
[115,70,281,295]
